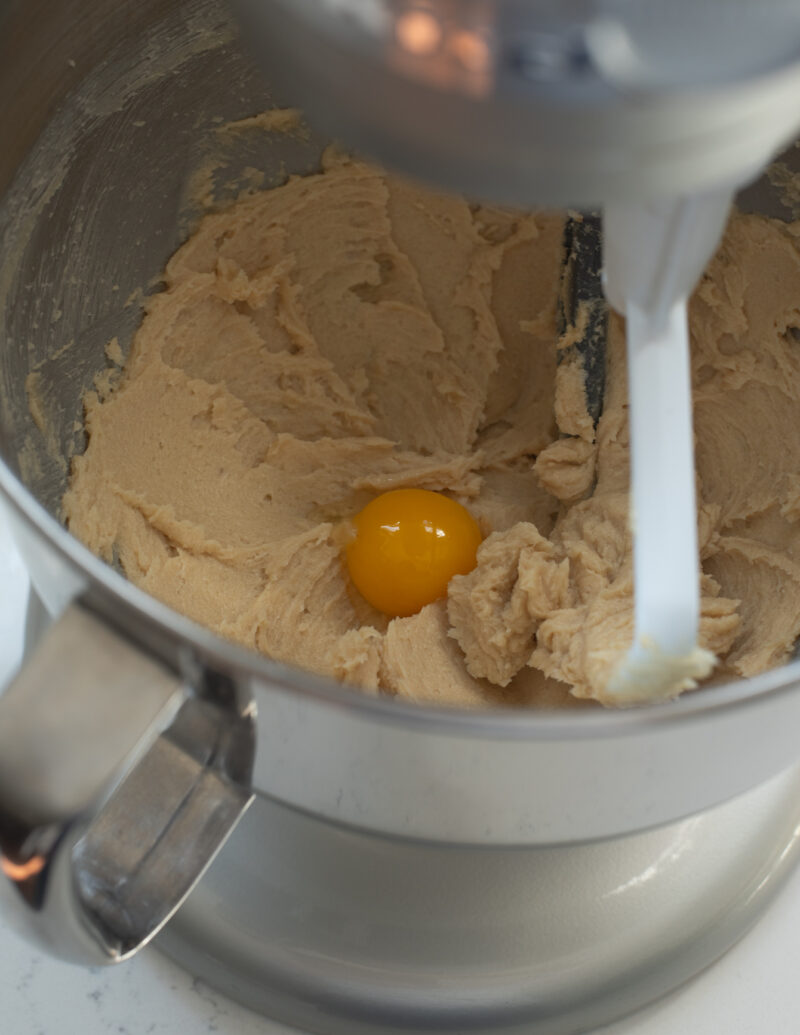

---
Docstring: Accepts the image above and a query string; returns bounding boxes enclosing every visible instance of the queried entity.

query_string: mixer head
[233,0,800,208]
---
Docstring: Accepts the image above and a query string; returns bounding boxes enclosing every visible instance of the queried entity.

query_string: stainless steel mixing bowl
[3,2,800,1032]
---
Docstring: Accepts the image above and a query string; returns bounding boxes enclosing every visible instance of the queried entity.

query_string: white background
[1,505,799,1034]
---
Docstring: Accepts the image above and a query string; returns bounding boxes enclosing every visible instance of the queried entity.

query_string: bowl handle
[0,600,254,965]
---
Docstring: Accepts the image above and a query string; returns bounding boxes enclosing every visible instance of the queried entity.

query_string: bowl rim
[3,455,799,743]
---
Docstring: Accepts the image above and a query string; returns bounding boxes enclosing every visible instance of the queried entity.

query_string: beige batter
[62,149,800,708]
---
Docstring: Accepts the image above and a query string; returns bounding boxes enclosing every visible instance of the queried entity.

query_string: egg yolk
[345,488,482,618]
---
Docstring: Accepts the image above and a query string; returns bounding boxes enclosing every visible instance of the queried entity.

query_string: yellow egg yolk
[344,488,483,618]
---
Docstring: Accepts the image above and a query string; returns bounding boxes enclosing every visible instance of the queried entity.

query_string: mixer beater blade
[602,191,732,703]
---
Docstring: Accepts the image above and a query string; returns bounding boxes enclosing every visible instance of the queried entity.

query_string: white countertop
[1,505,799,1035]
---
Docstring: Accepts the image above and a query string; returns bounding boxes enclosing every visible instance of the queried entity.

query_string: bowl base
[158,763,800,1034]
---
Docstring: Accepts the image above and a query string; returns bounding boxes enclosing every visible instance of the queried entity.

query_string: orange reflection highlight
[450,29,491,74]
[1,853,46,882]
[395,9,442,56]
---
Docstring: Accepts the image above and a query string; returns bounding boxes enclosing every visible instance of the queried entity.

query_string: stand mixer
[3,2,800,1033]
[235,0,800,702]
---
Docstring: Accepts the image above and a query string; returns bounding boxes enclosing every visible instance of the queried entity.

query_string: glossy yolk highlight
[345,488,482,618]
